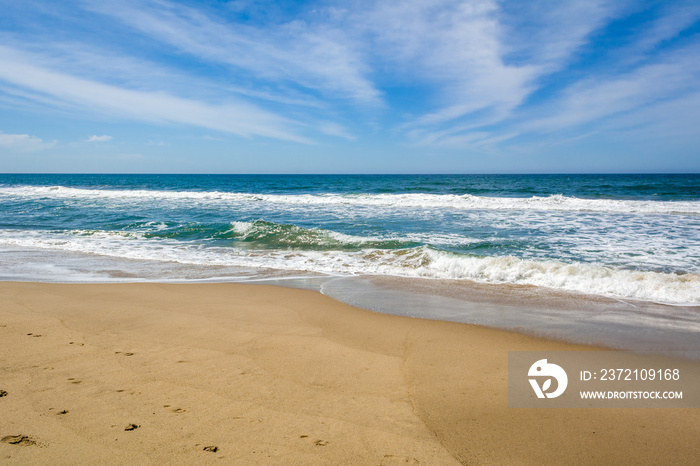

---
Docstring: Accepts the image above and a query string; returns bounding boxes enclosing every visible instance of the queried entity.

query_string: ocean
[1,173,699,351]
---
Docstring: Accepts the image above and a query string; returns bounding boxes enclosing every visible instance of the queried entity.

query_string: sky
[0,0,699,174]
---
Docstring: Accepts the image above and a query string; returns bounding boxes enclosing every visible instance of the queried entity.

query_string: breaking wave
[1,185,699,215]
[0,227,697,305]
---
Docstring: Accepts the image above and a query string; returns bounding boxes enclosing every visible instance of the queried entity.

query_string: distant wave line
[1,186,699,214]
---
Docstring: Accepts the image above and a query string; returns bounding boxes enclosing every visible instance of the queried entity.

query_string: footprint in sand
[26,333,42,337]
[57,410,69,415]
[203,445,219,452]
[163,405,186,413]
[1,435,36,446]
[314,440,329,446]
[381,454,420,465]
[0,390,7,398]
[116,389,140,395]
[115,352,135,356]
[124,424,140,431]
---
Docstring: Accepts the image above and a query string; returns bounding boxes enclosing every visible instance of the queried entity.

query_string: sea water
[1,174,698,351]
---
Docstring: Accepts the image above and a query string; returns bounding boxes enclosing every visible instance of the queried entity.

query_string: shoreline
[1,281,699,464]
[3,243,700,354]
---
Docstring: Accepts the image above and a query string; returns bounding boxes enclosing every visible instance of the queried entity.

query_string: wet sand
[0,282,698,464]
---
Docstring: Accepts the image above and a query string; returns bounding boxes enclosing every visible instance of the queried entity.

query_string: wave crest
[0,228,697,304]
[1,186,698,214]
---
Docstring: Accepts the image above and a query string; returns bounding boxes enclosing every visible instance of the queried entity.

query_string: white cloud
[0,32,329,115]
[384,1,700,149]
[517,44,700,135]
[364,0,535,116]
[87,135,112,142]
[83,0,381,106]
[498,0,616,66]
[2,0,699,156]
[0,131,56,152]
[354,0,615,145]
[625,2,700,58]
[0,45,311,143]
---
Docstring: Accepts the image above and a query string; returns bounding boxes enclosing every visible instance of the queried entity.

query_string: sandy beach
[0,282,698,465]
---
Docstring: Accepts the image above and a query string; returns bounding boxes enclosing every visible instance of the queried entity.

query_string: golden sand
[0,282,698,464]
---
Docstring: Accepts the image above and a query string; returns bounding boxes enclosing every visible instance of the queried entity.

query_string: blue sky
[0,0,699,173]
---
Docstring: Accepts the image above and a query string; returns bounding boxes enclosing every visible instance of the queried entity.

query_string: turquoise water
[0,174,699,304]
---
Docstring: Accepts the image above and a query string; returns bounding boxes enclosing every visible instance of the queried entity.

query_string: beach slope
[0,282,698,464]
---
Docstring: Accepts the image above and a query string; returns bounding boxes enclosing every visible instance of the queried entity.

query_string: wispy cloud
[512,40,700,141]
[0,45,311,143]
[497,0,616,66]
[388,1,700,149]
[352,0,616,146]
[83,0,382,106]
[0,131,56,152]
[364,0,536,118]
[624,1,700,59]
[87,135,112,142]
[0,33,327,111]
[0,0,699,169]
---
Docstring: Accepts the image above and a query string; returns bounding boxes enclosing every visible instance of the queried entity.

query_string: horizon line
[1,172,699,176]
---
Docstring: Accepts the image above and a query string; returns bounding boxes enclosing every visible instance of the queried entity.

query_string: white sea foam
[229,221,255,234]
[0,229,697,305]
[1,185,699,214]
